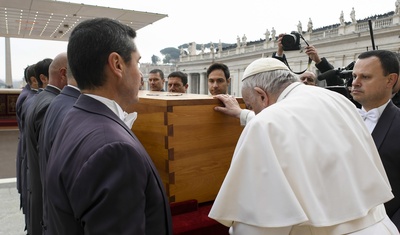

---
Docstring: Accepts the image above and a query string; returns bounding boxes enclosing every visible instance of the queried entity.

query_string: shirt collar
[46,84,62,92]
[361,99,390,120]
[85,94,125,120]
[84,94,137,128]
[67,84,80,91]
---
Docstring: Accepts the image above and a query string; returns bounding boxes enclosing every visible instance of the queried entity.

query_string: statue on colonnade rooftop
[265,28,270,41]
[350,7,356,24]
[297,21,302,34]
[236,35,241,48]
[271,27,276,40]
[339,11,345,26]
[242,34,247,47]
[307,18,313,33]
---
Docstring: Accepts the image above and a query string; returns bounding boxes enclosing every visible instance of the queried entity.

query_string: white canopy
[0,0,167,41]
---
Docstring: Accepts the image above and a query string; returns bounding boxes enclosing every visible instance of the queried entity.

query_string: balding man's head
[49,52,68,89]
[299,71,316,85]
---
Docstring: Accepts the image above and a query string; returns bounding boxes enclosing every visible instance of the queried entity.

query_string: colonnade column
[232,68,242,97]
[187,73,192,94]
[5,37,13,87]
[199,72,206,94]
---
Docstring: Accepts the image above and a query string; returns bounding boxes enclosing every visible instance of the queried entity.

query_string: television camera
[317,61,354,87]
[317,61,360,107]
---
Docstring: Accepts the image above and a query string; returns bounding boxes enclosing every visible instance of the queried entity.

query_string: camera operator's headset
[282,34,312,75]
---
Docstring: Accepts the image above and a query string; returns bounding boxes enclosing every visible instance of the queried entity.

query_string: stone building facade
[176,10,400,96]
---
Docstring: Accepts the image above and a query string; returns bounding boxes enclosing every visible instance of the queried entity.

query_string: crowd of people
[14,16,400,235]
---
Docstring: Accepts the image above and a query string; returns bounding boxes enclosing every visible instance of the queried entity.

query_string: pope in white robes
[208,58,399,235]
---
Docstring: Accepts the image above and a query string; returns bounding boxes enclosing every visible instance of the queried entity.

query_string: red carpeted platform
[0,119,17,127]
[171,200,229,235]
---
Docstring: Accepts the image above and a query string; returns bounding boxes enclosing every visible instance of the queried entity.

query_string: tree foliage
[158,42,234,64]
[151,54,160,65]
[177,43,233,50]
[160,47,180,64]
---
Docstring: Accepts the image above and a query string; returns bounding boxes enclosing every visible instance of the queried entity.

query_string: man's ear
[390,73,400,94]
[254,87,268,105]
[60,67,67,83]
[30,76,38,85]
[108,52,124,78]
[40,74,48,85]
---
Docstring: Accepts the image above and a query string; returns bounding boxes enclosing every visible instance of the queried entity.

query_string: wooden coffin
[129,91,245,203]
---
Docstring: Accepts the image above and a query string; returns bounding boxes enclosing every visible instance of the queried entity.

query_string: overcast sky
[0,0,396,84]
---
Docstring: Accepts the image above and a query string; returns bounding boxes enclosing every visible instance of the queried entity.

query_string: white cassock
[209,82,397,235]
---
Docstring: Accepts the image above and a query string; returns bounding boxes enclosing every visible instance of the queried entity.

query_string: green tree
[158,43,235,64]
[151,55,160,65]
[160,47,180,64]
[163,54,172,64]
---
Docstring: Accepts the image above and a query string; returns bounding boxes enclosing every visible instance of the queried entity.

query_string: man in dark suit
[16,65,35,129]
[16,64,37,202]
[38,68,80,233]
[45,18,172,235]
[352,49,400,230]
[20,58,52,234]
[15,64,39,233]
[24,53,68,235]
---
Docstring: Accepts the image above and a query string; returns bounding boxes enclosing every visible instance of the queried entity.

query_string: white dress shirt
[85,94,137,128]
[359,100,390,133]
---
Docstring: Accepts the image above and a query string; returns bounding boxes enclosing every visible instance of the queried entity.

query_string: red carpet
[171,200,229,235]
[0,119,17,127]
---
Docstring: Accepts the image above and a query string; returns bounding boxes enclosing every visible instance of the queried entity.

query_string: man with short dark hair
[33,58,53,90]
[16,64,37,196]
[15,63,38,232]
[149,68,165,91]
[352,50,400,229]
[45,18,172,235]
[20,58,52,234]
[167,71,188,93]
[207,62,231,95]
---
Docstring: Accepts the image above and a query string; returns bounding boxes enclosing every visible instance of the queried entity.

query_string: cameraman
[272,33,334,76]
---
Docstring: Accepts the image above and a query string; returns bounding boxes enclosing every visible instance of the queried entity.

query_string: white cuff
[240,109,254,126]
